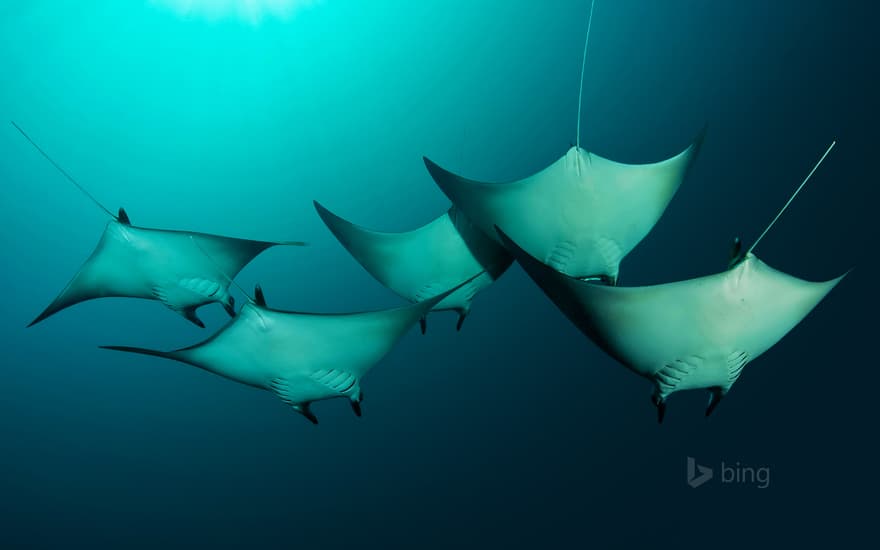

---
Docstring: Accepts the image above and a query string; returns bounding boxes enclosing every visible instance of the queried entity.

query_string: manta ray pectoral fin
[687,124,709,173]
[728,237,744,268]
[651,394,667,425]
[456,311,467,331]
[223,296,236,317]
[293,403,318,425]
[181,307,206,328]
[28,297,81,328]
[705,389,725,418]
[705,352,748,417]
[28,270,102,327]
[254,284,267,307]
[350,389,364,417]
[270,378,320,424]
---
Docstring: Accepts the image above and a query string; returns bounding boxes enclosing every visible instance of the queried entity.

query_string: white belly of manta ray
[28,214,305,328]
[498,226,847,423]
[102,280,467,424]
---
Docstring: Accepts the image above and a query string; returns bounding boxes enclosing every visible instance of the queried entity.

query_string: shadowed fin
[314,200,486,305]
[181,307,205,328]
[294,403,318,425]
[685,124,708,175]
[423,156,495,201]
[270,379,319,423]
[706,389,724,418]
[118,208,131,225]
[28,292,88,327]
[186,232,307,283]
[254,284,266,307]
[150,282,220,327]
[28,263,106,327]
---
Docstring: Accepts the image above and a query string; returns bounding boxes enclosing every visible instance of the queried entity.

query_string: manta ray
[12,121,306,328]
[423,0,704,284]
[314,201,512,332]
[102,283,460,424]
[496,142,846,422]
[425,130,705,284]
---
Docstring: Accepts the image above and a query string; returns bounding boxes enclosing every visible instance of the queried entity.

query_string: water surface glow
[150,0,318,23]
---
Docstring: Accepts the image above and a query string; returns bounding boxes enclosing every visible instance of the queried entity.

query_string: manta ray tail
[11,121,118,220]
[99,345,180,361]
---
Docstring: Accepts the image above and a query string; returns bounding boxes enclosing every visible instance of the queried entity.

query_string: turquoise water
[0,1,875,547]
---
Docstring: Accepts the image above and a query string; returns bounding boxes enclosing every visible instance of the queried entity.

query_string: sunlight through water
[150,0,319,23]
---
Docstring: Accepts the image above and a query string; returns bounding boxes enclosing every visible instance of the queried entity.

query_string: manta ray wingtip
[683,123,708,171]
[27,305,59,328]
[26,315,45,328]
[422,156,443,174]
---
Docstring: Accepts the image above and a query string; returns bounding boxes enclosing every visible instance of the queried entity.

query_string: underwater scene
[0,0,877,548]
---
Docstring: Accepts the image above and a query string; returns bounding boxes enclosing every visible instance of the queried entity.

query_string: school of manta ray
[15,2,848,425]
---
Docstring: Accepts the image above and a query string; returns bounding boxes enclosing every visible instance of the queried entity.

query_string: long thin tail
[576,0,596,150]
[747,140,836,256]
[10,121,117,220]
[99,345,176,360]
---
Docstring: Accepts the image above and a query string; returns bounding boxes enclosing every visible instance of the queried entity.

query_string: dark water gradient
[0,0,877,548]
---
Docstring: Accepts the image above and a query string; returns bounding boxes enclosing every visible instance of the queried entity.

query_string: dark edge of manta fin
[350,389,363,418]
[705,389,724,418]
[351,390,364,417]
[456,312,467,331]
[27,272,98,327]
[294,403,319,425]
[182,307,206,328]
[254,284,267,307]
[223,296,236,317]
[652,394,667,425]
[687,123,708,173]
[727,237,743,269]
[118,208,131,225]
[28,304,64,328]
[420,317,427,335]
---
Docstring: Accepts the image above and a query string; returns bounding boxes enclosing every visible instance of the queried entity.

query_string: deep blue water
[0,1,877,548]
